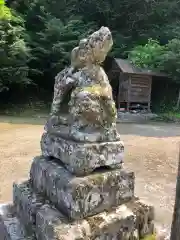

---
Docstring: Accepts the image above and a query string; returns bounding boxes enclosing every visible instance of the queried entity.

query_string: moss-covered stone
[30,156,134,220]
[13,179,46,235]
[41,134,124,176]
[0,203,35,240]
[126,199,155,238]
[75,84,111,97]
[35,198,154,239]
[46,27,120,143]
[1,180,154,240]
[141,234,156,240]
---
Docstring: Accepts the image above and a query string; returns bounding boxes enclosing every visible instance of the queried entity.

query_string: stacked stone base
[0,199,154,240]
[0,155,155,240]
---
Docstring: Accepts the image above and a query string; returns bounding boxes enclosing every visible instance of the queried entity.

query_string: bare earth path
[0,117,180,227]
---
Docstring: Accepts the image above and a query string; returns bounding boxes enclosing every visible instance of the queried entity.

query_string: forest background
[1,0,180,116]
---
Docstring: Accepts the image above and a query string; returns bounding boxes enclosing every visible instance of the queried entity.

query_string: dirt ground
[0,116,180,227]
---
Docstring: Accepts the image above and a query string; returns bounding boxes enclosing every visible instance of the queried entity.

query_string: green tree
[0,2,31,92]
[159,39,180,108]
[8,0,97,89]
[5,0,180,101]
[0,0,11,20]
[129,38,180,109]
[128,39,166,69]
[10,0,180,61]
[29,17,97,89]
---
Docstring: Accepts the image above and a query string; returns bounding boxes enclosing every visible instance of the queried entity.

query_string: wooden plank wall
[118,73,129,103]
[129,75,152,103]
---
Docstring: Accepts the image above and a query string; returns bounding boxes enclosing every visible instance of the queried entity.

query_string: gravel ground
[0,117,179,227]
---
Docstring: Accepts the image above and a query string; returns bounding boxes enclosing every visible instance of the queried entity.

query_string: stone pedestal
[0,155,155,240]
[41,132,124,176]
[30,156,134,220]
[0,124,155,240]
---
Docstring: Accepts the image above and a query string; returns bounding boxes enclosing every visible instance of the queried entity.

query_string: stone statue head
[71,26,113,68]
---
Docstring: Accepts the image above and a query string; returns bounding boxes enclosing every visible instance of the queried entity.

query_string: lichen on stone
[141,234,156,240]
[43,26,121,143]
[87,215,104,233]
[87,173,105,186]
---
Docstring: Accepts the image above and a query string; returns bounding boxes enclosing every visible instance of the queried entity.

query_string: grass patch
[0,115,46,125]
[153,111,180,122]
[0,101,51,124]
[0,101,70,124]
[0,101,50,118]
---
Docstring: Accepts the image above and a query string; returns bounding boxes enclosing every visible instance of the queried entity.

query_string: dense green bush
[0,1,31,92]
[128,38,180,109]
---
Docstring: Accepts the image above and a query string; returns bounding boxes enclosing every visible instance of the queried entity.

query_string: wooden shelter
[105,58,165,112]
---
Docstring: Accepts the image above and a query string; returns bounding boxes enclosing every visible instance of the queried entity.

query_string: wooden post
[127,76,131,112]
[117,73,123,110]
[170,148,180,240]
[176,88,180,110]
[148,76,152,112]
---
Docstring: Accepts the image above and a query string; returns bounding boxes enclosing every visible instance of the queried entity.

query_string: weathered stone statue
[41,27,124,175]
[45,26,120,143]
[0,27,156,240]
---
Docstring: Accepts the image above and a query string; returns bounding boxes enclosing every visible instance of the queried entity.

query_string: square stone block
[36,204,138,240]
[30,156,134,220]
[8,178,154,240]
[13,180,45,235]
[41,132,124,176]
[36,200,154,240]
[0,203,35,240]
[126,200,155,238]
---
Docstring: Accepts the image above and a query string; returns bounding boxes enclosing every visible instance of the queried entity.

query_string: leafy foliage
[0,3,31,92]
[128,37,180,109]
[29,17,97,88]
[159,39,180,82]
[1,0,180,102]
[128,39,166,69]
[0,0,11,20]
[129,38,180,83]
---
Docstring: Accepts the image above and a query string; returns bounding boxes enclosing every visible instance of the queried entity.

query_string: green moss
[141,234,156,240]
[76,84,112,98]
[83,84,103,94]
[87,216,104,232]
[73,184,93,200]
[87,173,105,185]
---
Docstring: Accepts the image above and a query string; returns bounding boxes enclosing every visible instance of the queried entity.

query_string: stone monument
[0,27,155,239]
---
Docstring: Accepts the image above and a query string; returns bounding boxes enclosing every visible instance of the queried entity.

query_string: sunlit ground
[0,116,179,227]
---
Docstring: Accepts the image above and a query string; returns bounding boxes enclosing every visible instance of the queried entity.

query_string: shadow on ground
[0,114,180,138]
[118,122,180,138]
[0,115,46,126]
[0,115,178,226]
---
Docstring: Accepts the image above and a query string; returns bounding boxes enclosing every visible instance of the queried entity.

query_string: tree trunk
[170,148,180,240]
[176,88,180,110]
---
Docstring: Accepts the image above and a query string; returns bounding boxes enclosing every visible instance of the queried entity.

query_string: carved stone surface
[13,180,45,235]
[36,200,154,240]
[0,203,35,240]
[36,204,91,240]
[0,184,155,240]
[30,156,134,220]
[126,200,155,238]
[41,131,124,175]
[42,26,121,144]
[36,204,137,240]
